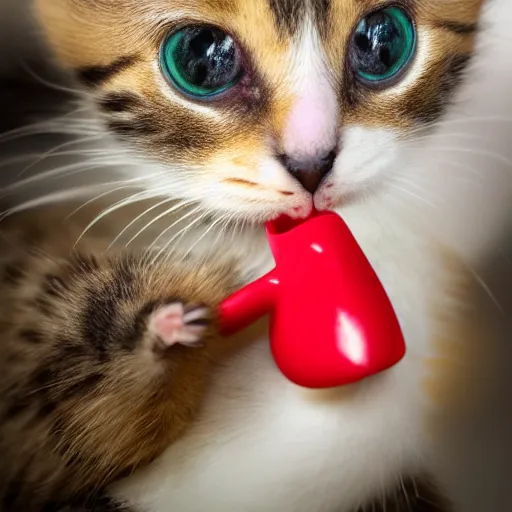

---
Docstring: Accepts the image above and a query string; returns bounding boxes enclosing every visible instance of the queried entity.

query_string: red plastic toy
[218,209,406,389]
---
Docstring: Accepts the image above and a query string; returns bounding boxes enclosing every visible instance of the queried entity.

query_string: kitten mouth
[260,202,312,227]
[314,185,343,212]
[287,201,315,220]
[268,206,319,233]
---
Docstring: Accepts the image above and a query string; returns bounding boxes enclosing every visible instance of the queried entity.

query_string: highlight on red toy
[219,209,406,389]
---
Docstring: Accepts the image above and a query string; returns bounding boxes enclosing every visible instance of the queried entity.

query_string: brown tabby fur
[0,206,238,510]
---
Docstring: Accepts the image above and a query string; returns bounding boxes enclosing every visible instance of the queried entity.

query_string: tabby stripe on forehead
[77,55,137,88]
[268,0,330,34]
[311,0,331,32]
[268,0,305,33]
[434,20,478,36]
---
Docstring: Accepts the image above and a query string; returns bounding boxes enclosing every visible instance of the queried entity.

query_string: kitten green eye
[350,7,416,84]
[160,26,244,99]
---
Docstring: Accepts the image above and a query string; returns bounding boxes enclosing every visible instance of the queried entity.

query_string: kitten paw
[148,302,211,350]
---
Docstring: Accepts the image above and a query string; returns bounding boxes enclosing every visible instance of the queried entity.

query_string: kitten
[1,0,510,511]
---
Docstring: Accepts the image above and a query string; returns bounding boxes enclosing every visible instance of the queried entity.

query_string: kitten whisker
[405,130,483,144]
[154,209,211,264]
[390,175,429,192]
[381,472,387,512]
[0,147,131,171]
[146,205,204,258]
[0,124,99,144]
[125,198,200,249]
[399,475,411,512]
[388,178,436,208]
[223,212,242,245]
[404,145,512,169]
[468,266,505,315]
[406,115,512,140]
[420,157,485,184]
[181,211,231,258]
[0,183,148,222]
[21,60,89,98]
[17,135,107,178]
[65,185,152,221]
[107,197,175,250]
[74,190,158,246]
[1,158,152,192]
[0,107,93,144]
[435,114,512,127]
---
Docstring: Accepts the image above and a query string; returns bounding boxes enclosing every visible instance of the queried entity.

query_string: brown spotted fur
[0,207,238,511]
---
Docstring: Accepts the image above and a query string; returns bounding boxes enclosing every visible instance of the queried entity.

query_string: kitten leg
[0,248,237,510]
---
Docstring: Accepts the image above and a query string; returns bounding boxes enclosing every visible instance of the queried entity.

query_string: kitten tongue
[220,209,406,389]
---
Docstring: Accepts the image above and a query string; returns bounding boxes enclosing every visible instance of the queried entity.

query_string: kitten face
[34,0,484,223]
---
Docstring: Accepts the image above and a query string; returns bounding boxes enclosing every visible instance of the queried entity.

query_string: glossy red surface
[219,210,406,389]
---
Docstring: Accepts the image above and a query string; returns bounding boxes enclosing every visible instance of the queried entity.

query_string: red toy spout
[218,210,406,389]
[219,270,279,336]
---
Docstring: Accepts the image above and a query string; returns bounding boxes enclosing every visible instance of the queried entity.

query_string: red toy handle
[219,270,278,336]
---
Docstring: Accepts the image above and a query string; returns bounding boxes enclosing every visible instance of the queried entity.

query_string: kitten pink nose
[279,150,336,194]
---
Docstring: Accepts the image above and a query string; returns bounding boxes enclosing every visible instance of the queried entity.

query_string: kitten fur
[0,206,239,511]
[0,0,511,511]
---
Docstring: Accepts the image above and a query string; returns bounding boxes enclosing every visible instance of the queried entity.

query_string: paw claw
[183,307,211,326]
[148,302,210,350]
